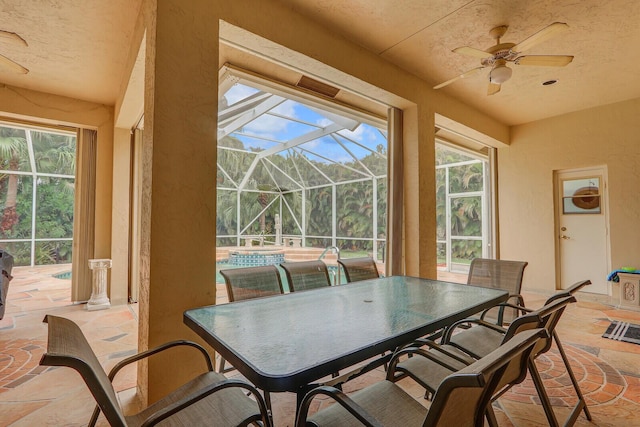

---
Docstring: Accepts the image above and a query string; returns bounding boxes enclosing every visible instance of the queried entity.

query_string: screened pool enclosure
[216,72,388,260]
[0,124,76,266]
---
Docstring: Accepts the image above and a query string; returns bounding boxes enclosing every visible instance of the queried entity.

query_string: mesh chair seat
[337,257,380,283]
[39,315,271,427]
[280,260,331,292]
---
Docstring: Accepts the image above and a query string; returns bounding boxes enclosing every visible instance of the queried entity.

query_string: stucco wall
[499,98,640,293]
[137,0,512,400]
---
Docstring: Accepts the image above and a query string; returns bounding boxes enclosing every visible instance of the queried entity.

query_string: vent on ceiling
[296,75,340,99]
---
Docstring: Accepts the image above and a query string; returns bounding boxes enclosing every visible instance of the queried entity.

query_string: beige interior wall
[136,0,510,399]
[499,97,640,294]
[109,127,132,305]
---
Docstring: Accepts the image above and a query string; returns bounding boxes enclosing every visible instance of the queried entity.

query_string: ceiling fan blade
[0,53,29,74]
[512,22,569,53]
[433,66,485,89]
[487,82,501,96]
[0,30,28,47]
[515,55,574,67]
[453,46,492,59]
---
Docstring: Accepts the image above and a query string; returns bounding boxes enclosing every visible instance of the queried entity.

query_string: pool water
[53,271,72,280]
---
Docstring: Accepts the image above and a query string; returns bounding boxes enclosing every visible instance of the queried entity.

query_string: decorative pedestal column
[87,259,112,311]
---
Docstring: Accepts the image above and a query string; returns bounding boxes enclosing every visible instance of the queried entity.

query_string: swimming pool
[53,271,72,280]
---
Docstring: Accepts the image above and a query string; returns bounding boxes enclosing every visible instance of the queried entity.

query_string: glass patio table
[183,275,508,401]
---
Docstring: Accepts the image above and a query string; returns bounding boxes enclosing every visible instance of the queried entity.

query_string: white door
[556,168,609,294]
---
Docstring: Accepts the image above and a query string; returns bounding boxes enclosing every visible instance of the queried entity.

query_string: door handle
[560,235,570,240]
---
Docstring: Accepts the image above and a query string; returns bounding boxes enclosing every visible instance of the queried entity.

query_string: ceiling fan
[434,22,573,95]
[0,30,29,74]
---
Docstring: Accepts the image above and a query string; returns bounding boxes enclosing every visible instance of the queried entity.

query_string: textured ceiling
[0,0,142,105]
[0,0,638,126]
[276,0,640,125]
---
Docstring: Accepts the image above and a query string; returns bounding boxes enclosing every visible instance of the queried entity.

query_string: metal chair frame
[296,329,547,427]
[39,315,271,427]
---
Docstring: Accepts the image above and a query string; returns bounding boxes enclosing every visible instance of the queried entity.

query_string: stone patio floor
[1,265,639,426]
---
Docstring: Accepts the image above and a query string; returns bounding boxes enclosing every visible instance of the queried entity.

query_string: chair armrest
[441,317,506,343]
[141,378,271,427]
[106,340,214,380]
[295,385,384,427]
[411,339,475,366]
[322,353,392,389]
[89,340,214,427]
[386,346,464,382]
[479,295,527,325]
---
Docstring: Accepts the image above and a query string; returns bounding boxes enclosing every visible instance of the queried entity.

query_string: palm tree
[0,127,27,234]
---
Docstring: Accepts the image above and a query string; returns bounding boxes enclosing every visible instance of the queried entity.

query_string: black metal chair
[39,315,271,427]
[467,258,528,325]
[280,260,331,292]
[296,328,547,427]
[337,257,380,283]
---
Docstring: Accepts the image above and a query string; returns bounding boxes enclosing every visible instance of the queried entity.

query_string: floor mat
[602,321,640,345]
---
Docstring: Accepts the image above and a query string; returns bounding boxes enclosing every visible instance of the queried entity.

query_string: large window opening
[436,141,491,274]
[0,123,76,266]
[216,67,388,283]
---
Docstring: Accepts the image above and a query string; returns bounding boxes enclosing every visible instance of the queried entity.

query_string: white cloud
[316,118,333,127]
[242,101,299,139]
[337,125,377,143]
[224,84,259,105]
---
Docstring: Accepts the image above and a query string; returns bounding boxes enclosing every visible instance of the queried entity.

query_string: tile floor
[1,265,639,426]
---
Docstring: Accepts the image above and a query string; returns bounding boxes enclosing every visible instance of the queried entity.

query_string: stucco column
[87,259,112,311]
[140,0,218,403]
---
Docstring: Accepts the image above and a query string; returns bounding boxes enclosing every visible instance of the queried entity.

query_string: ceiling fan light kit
[434,22,573,95]
[489,60,512,84]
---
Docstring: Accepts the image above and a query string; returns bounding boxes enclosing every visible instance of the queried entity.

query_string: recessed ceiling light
[542,80,558,86]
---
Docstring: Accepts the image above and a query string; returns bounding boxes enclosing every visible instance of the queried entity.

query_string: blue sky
[223,83,387,164]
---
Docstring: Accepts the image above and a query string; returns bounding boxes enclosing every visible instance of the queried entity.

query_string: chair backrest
[280,260,331,292]
[468,258,528,323]
[426,328,547,427]
[220,265,284,302]
[467,258,528,292]
[337,257,380,283]
[39,315,127,426]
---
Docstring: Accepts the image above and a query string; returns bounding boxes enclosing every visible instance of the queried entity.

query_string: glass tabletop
[184,275,507,392]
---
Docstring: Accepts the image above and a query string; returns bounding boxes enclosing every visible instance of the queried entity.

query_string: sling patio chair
[337,257,380,283]
[466,258,528,325]
[220,265,285,302]
[39,315,271,427]
[219,264,285,411]
[394,291,583,427]
[280,260,332,292]
[295,328,547,427]
[475,279,593,425]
